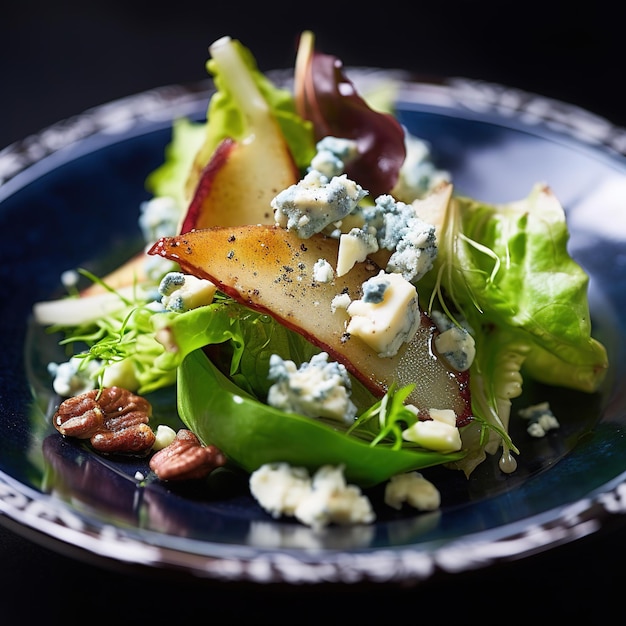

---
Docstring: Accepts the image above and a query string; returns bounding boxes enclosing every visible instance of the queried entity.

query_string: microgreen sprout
[348,382,418,450]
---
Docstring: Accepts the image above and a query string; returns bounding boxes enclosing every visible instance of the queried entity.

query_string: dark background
[1,1,625,622]
[2,1,626,150]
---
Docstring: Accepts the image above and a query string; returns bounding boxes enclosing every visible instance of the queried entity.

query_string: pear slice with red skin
[148,224,471,425]
[180,133,300,233]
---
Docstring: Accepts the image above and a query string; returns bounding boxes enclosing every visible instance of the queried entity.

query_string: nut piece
[52,386,155,454]
[149,429,226,481]
[52,392,104,439]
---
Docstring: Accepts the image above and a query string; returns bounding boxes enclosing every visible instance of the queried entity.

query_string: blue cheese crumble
[431,310,476,372]
[361,194,438,283]
[330,292,352,313]
[158,271,217,312]
[249,463,313,519]
[49,350,142,396]
[48,356,100,397]
[387,218,437,283]
[391,132,451,203]
[138,196,181,243]
[139,196,182,282]
[272,170,367,238]
[267,352,357,423]
[518,402,560,437]
[346,271,420,357]
[309,136,359,178]
[381,196,437,283]
[249,463,375,529]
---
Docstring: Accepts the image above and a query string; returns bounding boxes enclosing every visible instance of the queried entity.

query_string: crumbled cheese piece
[294,465,375,529]
[391,132,451,203]
[431,310,476,371]
[47,356,100,397]
[518,402,560,437]
[330,292,352,313]
[249,463,313,518]
[249,463,375,529]
[138,198,182,282]
[267,352,357,423]
[402,408,462,453]
[158,271,216,312]
[309,136,359,178]
[346,270,420,357]
[336,227,379,276]
[386,219,437,283]
[312,258,335,283]
[384,471,441,511]
[272,170,367,238]
[138,196,181,243]
[152,424,177,451]
[361,194,438,283]
[434,325,476,372]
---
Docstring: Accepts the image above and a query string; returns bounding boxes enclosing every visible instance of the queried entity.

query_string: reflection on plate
[1,70,626,585]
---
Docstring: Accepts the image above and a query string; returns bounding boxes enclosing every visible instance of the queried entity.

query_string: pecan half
[52,392,104,439]
[149,429,226,481]
[53,387,155,454]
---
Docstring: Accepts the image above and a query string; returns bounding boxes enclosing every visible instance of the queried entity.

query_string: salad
[33,31,609,529]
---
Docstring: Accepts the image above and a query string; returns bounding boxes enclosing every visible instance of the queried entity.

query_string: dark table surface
[2,2,625,622]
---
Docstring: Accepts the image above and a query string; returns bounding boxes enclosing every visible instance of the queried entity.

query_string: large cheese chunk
[346,270,420,357]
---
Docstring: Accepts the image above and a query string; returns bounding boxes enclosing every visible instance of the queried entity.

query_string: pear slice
[179,133,299,233]
[149,224,471,422]
[180,36,301,233]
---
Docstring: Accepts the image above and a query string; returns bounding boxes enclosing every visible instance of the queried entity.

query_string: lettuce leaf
[145,117,205,207]
[152,299,318,397]
[177,348,465,487]
[421,183,608,460]
[147,297,468,486]
[186,37,314,196]
[294,30,406,197]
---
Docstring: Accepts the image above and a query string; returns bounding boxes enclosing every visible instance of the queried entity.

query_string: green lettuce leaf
[177,348,465,487]
[145,117,205,207]
[421,183,608,458]
[151,298,375,406]
[192,37,315,176]
[152,299,320,397]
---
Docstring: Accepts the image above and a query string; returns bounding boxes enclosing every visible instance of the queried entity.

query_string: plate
[1,69,626,585]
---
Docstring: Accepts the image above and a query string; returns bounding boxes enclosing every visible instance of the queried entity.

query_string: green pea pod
[177,349,466,488]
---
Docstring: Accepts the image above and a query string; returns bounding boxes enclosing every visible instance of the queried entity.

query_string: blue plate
[1,70,625,584]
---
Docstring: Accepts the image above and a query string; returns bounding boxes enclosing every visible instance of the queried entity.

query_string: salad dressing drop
[499,447,518,474]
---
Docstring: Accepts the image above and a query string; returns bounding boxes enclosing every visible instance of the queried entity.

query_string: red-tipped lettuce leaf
[294,31,406,197]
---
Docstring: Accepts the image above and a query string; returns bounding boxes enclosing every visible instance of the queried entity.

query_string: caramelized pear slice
[149,225,471,422]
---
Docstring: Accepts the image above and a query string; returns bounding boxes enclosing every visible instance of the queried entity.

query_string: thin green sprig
[348,382,418,450]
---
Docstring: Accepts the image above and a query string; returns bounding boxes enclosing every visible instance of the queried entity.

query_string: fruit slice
[149,224,471,423]
[79,252,147,296]
[179,133,299,233]
[180,36,301,233]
